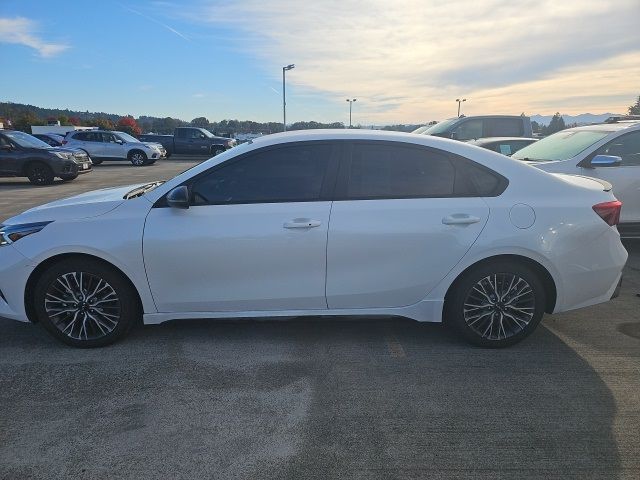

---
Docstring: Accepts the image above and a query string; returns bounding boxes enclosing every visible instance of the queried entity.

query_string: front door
[326,142,491,309]
[581,130,640,223]
[143,142,338,313]
[0,135,20,174]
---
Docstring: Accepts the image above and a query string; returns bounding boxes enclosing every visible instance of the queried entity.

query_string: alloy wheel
[44,271,121,341]
[463,273,535,341]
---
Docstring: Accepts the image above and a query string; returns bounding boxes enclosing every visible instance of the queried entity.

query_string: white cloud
[0,17,69,58]
[186,0,640,121]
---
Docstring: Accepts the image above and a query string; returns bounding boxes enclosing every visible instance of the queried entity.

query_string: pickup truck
[139,127,236,156]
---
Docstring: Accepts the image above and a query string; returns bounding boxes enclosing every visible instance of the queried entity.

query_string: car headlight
[0,222,52,246]
[53,152,73,160]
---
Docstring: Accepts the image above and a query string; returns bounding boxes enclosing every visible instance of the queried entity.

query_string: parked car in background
[139,127,236,157]
[468,137,538,156]
[420,115,533,141]
[512,119,640,238]
[0,130,626,348]
[64,130,165,166]
[411,125,431,134]
[32,133,66,147]
[0,130,92,185]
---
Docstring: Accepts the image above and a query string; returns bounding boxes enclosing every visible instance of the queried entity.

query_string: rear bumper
[618,222,640,239]
[553,228,628,313]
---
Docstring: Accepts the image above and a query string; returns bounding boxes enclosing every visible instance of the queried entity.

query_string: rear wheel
[33,258,139,347]
[446,261,546,347]
[128,150,148,166]
[26,162,55,185]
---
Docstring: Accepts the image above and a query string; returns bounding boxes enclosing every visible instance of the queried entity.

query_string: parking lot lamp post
[456,98,467,117]
[346,99,357,128]
[283,64,295,131]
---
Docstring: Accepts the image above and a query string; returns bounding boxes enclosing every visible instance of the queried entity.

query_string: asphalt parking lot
[1,159,639,479]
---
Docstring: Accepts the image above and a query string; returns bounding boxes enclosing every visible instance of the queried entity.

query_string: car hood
[3,183,148,225]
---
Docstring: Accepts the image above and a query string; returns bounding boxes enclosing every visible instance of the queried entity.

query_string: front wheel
[446,261,546,348]
[26,162,55,185]
[59,173,78,181]
[33,258,139,347]
[212,146,225,156]
[128,150,148,166]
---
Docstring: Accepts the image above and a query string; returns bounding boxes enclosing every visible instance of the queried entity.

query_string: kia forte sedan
[0,130,627,348]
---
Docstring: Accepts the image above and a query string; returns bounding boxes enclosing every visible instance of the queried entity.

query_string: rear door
[326,141,495,309]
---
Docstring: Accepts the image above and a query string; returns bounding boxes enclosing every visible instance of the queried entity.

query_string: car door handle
[283,219,322,229]
[442,214,481,225]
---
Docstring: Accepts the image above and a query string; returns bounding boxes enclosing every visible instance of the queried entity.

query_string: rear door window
[342,142,506,199]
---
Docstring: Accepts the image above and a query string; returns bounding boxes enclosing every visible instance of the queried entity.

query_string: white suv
[64,130,165,166]
[512,118,640,238]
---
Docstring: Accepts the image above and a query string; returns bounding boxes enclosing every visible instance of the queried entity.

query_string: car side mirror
[450,131,458,140]
[166,186,190,209]
[115,139,124,144]
[588,154,622,168]
[200,134,206,139]
[0,144,12,151]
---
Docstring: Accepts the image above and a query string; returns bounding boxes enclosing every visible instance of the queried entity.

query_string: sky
[1,0,639,125]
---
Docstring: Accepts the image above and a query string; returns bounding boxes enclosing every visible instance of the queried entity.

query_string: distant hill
[530,113,621,126]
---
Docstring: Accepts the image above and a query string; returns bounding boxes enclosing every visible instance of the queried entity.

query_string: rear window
[484,118,524,137]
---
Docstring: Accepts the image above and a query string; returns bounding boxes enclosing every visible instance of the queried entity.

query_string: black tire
[445,261,546,348]
[26,162,55,185]
[128,150,148,166]
[212,146,225,156]
[59,173,78,181]
[91,159,103,165]
[33,258,139,348]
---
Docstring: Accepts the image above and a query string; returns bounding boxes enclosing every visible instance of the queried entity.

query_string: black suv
[0,130,92,185]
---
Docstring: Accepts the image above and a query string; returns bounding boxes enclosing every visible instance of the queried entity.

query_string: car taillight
[592,200,622,226]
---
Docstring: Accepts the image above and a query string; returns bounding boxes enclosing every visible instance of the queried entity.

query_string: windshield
[422,118,459,135]
[114,131,141,143]
[512,130,612,161]
[411,126,429,134]
[3,130,52,149]
[199,129,214,138]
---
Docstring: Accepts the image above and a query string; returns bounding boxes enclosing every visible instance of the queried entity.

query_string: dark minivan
[420,115,533,141]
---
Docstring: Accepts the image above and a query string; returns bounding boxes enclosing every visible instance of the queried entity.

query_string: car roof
[563,122,640,133]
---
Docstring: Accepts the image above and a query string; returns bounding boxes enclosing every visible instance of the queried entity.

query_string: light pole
[346,98,357,128]
[456,98,467,117]
[282,64,295,131]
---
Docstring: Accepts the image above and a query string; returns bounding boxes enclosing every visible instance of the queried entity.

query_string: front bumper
[0,245,34,322]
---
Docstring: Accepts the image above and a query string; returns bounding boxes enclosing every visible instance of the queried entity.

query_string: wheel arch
[24,252,144,324]
[443,254,557,315]
[19,159,52,177]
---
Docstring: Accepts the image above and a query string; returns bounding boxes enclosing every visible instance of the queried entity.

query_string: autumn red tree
[68,116,81,126]
[116,116,141,136]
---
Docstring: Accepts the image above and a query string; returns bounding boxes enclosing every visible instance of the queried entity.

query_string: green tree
[191,117,210,128]
[546,112,566,134]
[91,118,115,130]
[13,112,42,133]
[628,96,640,115]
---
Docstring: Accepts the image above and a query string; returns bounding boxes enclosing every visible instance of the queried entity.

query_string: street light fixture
[282,64,295,131]
[346,98,357,128]
[456,98,467,117]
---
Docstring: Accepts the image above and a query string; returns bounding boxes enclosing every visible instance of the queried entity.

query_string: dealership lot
[1,159,639,479]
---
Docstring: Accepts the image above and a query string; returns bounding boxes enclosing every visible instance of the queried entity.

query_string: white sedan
[0,130,627,348]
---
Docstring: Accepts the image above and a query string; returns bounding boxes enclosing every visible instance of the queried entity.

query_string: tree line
[2,96,639,137]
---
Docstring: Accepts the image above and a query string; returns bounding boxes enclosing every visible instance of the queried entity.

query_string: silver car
[64,130,165,166]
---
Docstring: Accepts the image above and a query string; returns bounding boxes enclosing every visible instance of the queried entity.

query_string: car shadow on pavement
[0,315,621,480]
